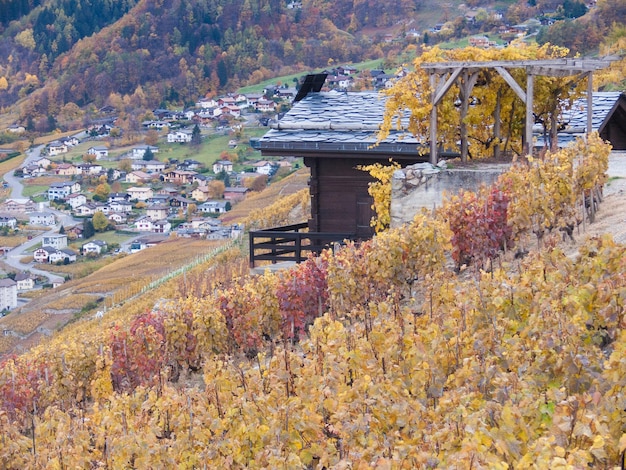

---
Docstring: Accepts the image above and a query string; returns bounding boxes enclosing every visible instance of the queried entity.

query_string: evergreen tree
[83,219,95,239]
[143,147,154,161]
[191,124,202,147]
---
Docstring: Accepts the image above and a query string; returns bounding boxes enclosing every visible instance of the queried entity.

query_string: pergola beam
[421,57,615,162]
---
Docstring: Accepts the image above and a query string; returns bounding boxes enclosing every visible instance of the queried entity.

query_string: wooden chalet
[253,63,619,268]
[252,74,441,268]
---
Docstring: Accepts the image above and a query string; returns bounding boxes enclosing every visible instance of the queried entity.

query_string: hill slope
[2,0,623,127]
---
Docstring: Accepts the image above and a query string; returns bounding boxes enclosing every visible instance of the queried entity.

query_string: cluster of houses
[5,150,266,254]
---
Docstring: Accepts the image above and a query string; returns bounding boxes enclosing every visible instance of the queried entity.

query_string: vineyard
[0,238,235,353]
[0,135,625,468]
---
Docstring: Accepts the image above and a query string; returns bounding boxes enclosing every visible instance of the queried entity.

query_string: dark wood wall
[305,156,381,239]
[600,97,626,150]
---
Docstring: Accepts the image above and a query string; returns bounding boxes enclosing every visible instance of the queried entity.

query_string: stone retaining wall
[391,161,510,227]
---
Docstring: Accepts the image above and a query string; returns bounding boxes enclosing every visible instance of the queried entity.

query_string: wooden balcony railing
[249,223,353,268]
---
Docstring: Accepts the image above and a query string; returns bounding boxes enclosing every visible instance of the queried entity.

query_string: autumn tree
[83,153,96,164]
[92,211,109,232]
[247,174,268,192]
[94,182,111,201]
[118,158,132,173]
[186,203,197,220]
[207,180,225,199]
[380,43,580,161]
[145,129,159,146]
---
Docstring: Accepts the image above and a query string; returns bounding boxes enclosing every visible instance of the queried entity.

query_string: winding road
[3,145,68,286]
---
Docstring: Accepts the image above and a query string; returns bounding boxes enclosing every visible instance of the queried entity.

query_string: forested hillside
[0,0,624,127]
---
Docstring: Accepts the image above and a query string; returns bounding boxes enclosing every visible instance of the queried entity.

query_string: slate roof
[259,91,430,158]
[533,92,625,147]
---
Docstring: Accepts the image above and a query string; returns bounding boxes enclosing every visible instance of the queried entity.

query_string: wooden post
[587,72,593,136]
[525,71,534,156]
[430,73,438,165]
[494,89,502,159]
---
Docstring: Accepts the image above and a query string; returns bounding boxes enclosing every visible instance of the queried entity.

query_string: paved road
[4,145,44,198]
[2,144,67,285]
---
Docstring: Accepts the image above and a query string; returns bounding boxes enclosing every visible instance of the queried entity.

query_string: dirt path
[582,152,626,244]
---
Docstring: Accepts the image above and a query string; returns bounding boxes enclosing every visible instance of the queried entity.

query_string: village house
[192,173,211,185]
[221,106,241,118]
[33,157,52,168]
[326,75,354,89]
[61,135,80,147]
[146,204,170,221]
[212,160,233,174]
[244,93,263,108]
[42,234,68,249]
[74,203,99,216]
[177,159,202,171]
[135,217,171,233]
[65,193,87,210]
[29,212,55,226]
[223,186,249,201]
[130,235,169,253]
[87,146,109,159]
[75,163,104,175]
[108,213,127,224]
[55,163,80,176]
[127,187,154,201]
[252,160,276,175]
[15,272,34,291]
[157,187,179,197]
[36,248,76,265]
[48,248,77,264]
[148,194,171,205]
[153,220,172,233]
[197,97,218,109]
[87,117,116,136]
[169,195,194,210]
[22,164,48,178]
[167,130,193,143]
[217,96,237,107]
[256,99,276,112]
[65,225,83,239]
[198,200,229,214]
[7,124,25,133]
[33,246,54,263]
[130,160,167,173]
[0,278,17,311]
[48,181,81,200]
[161,170,197,185]
[4,198,36,213]
[108,193,130,203]
[82,240,107,255]
[47,141,68,156]
[131,145,160,159]
[191,186,210,202]
[126,170,152,183]
[0,216,17,229]
[102,200,133,214]
[142,120,168,129]
[337,65,358,75]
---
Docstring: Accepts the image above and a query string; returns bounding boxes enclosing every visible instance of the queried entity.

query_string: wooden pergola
[422,58,615,163]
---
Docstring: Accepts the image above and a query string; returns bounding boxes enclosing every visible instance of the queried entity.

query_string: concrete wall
[391,161,510,227]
